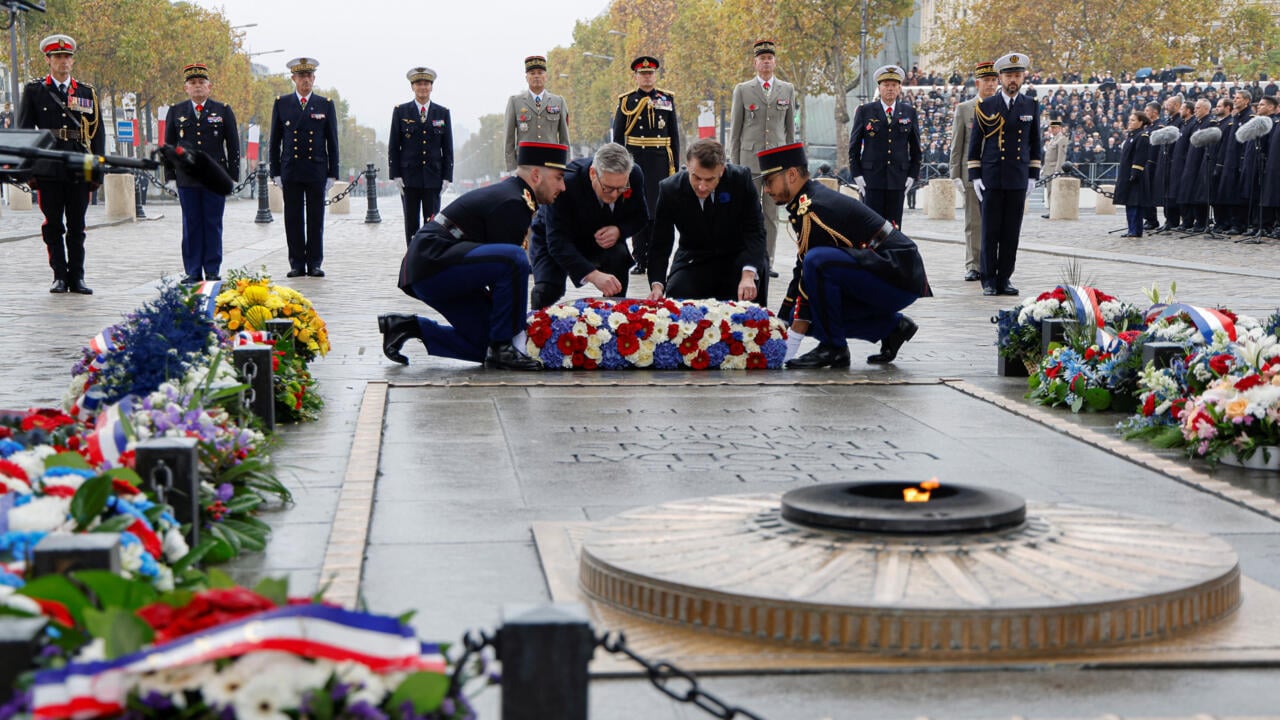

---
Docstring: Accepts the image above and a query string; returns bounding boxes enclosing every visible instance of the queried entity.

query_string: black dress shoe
[69,281,93,295]
[786,343,851,369]
[485,341,541,371]
[1188,225,1207,234]
[999,285,1019,296]
[1143,221,1159,231]
[982,285,997,296]
[1040,213,1050,219]
[867,315,918,364]
[206,274,221,281]
[307,268,326,277]
[628,263,646,275]
[1119,233,1139,238]
[286,269,305,278]
[181,275,202,284]
[768,270,779,278]
[377,314,422,365]
[964,270,981,282]
[50,279,68,293]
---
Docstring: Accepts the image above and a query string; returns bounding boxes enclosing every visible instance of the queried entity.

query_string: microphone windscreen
[1236,115,1274,143]
[1150,125,1180,146]
[163,144,234,195]
[1190,126,1222,148]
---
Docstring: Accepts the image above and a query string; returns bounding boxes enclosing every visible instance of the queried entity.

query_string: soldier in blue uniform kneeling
[379,142,569,371]
[759,143,931,369]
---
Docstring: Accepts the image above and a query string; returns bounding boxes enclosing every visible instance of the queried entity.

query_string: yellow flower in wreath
[245,305,274,330]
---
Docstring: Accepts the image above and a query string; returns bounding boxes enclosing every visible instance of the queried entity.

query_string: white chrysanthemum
[9,447,53,482]
[8,496,72,533]
[229,674,294,720]
[332,660,389,707]
[721,353,748,370]
[162,527,190,563]
[0,586,41,616]
[607,312,627,330]
[584,344,603,361]
[584,312,603,327]
[633,346,655,367]
[570,321,589,337]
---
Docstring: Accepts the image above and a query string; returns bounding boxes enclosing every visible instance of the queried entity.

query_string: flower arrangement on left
[4,572,484,720]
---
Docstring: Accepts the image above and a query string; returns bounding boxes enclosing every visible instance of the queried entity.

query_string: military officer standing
[269,57,339,278]
[948,60,998,281]
[389,67,454,244]
[848,64,922,228]
[967,52,1042,296]
[758,143,930,369]
[18,34,104,295]
[380,142,568,371]
[163,63,240,283]
[1040,119,1068,218]
[729,39,794,276]
[613,56,679,276]
[503,56,569,171]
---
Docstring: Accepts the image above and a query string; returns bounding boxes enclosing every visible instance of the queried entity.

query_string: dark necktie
[56,82,67,100]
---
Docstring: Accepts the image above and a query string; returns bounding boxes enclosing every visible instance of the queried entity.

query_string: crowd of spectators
[884,65,1279,184]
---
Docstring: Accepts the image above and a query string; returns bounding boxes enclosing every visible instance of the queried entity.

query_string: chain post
[364,162,382,223]
[233,344,275,431]
[135,437,201,546]
[31,533,123,577]
[133,171,146,219]
[254,161,273,223]
[497,603,592,720]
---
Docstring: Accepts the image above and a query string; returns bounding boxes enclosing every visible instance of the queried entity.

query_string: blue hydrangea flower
[654,342,682,369]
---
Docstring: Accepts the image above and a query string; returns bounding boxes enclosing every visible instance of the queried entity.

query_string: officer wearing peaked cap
[758,143,931,370]
[967,52,1042,296]
[163,63,240,283]
[848,64,922,229]
[380,142,569,371]
[613,55,680,276]
[270,57,340,278]
[19,34,104,295]
[390,66,454,244]
[503,56,570,171]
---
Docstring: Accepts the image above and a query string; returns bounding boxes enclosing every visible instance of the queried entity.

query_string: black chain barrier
[596,631,768,720]
[323,174,362,206]
[1,178,34,194]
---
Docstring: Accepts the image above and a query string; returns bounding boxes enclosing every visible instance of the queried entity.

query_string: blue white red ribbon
[234,330,271,345]
[32,604,447,719]
[1150,302,1237,344]
[194,280,223,319]
[1057,285,1120,351]
[81,398,133,467]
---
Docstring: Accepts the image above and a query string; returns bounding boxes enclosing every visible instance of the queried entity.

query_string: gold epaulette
[656,88,674,97]
[617,91,631,99]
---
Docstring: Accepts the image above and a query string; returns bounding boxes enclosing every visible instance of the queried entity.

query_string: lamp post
[582,52,614,62]
[4,0,46,113]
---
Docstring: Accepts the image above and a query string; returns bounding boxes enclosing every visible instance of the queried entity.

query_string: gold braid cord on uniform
[794,212,855,302]
[618,94,651,137]
[80,85,100,151]
[973,102,1005,151]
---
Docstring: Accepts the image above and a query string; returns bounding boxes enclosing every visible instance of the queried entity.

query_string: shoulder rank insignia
[796,194,811,216]
[523,189,536,212]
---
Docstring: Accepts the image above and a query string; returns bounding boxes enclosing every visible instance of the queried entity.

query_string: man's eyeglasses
[595,176,630,195]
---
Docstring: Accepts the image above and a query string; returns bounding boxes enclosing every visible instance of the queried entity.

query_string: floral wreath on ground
[525,298,788,370]
[993,285,1143,368]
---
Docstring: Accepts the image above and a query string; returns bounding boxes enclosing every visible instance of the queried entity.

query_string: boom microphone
[1149,125,1180,146]
[1190,126,1222,148]
[1236,115,1274,143]
[157,144,234,195]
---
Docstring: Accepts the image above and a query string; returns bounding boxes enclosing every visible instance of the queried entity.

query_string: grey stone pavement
[2,189,1280,719]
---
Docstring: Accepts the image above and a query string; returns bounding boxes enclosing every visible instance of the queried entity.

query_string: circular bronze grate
[579,493,1241,657]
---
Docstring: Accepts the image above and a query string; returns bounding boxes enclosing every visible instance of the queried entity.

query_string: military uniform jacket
[1218,110,1252,199]
[269,92,339,184]
[967,92,1043,188]
[503,90,569,171]
[1114,128,1153,207]
[17,75,105,173]
[949,99,977,185]
[1261,119,1280,208]
[1154,115,1184,200]
[1178,116,1213,205]
[848,100,921,189]
[388,101,453,189]
[1242,116,1276,201]
[781,180,932,322]
[163,99,240,188]
[728,78,795,171]
[1205,116,1229,203]
[1042,133,1068,178]
[612,88,680,176]
[647,164,765,288]
[398,175,539,290]
[531,157,649,284]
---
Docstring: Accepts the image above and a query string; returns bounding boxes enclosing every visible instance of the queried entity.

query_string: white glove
[441,180,451,193]
[853,176,867,194]
[1027,179,1036,194]
[394,177,405,192]
[325,178,335,192]
[271,176,281,186]
[973,178,985,202]
[952,178,964,193]
[904,177,915,192]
